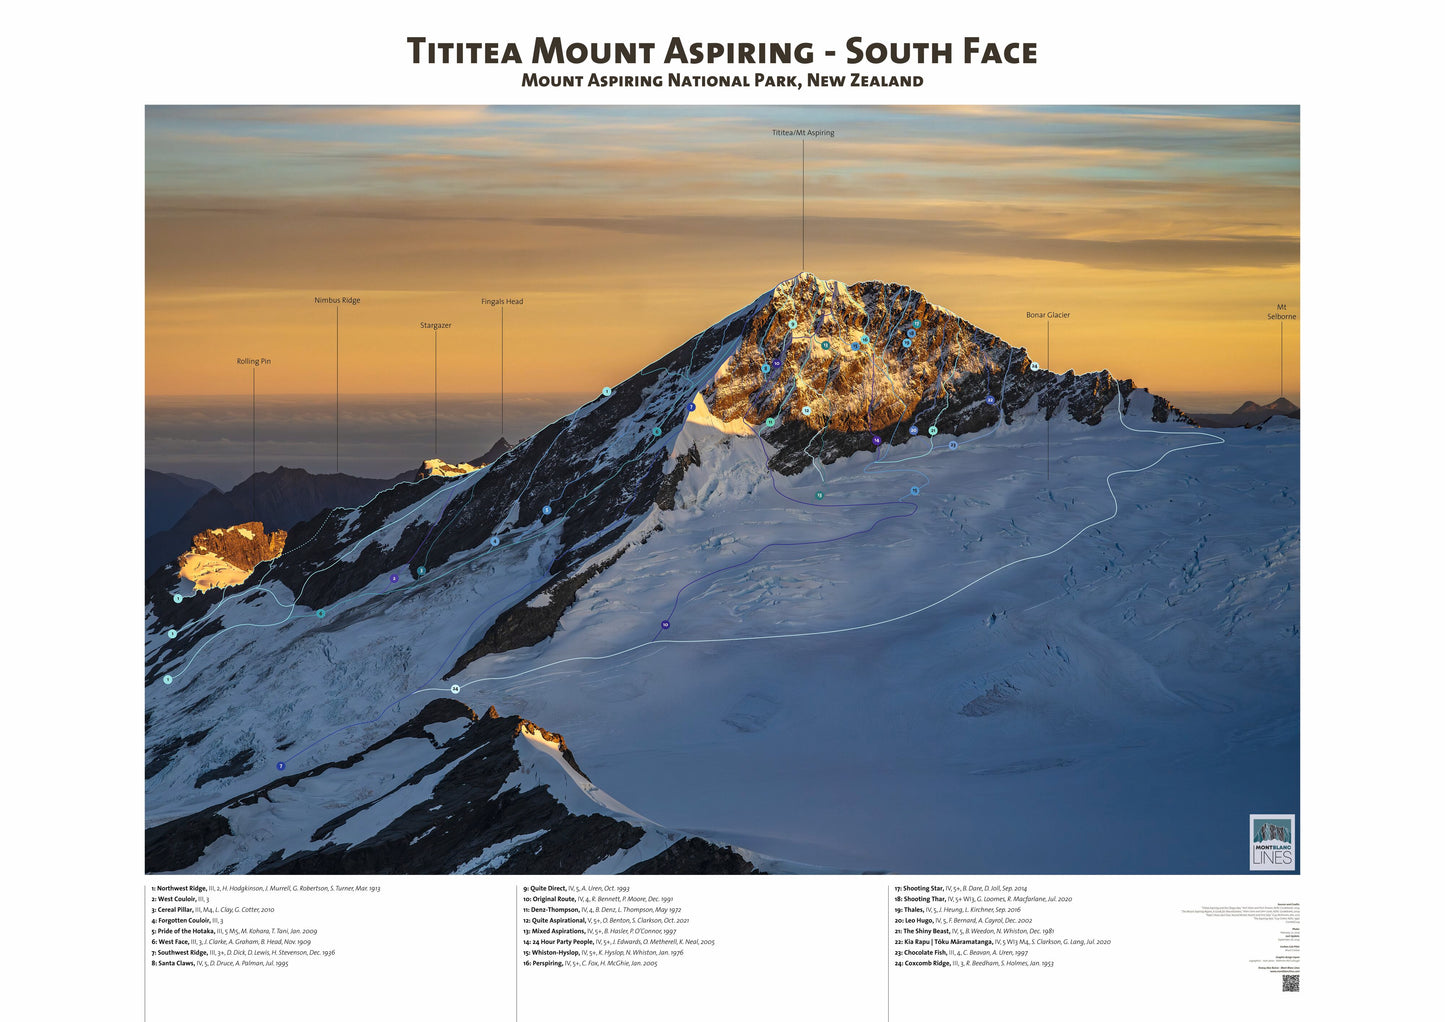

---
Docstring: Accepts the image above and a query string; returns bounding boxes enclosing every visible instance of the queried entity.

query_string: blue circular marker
[821,340,831,350]
[167,628,178,639]
[652,426,662,437]
[602,386,612,397]
[903,338,912,348]
[490,536,500,547]
[686,401,696,411]
[162,674,173,685]
[909,425,918,436]
[851,342,860,351]
[1030,361,1040,372]
[761,364,771,374]
[542,504,552,515]
[316,609,326,618]
[660,620,670,630]
[765,417,776,427]
[928,426,939,436]
[815,490,825,500]
[450,684,461,694]
[949,440,959,450]
[417,566,427,576]
[985,395,997,405]
[276,762,285,771]
[801,405,812,416]
[389,573,399,584]
[906,328,916,339]
[172,594,182,604]
[872,435,882,446]
[910,486,920,495]
[788,319,798,329]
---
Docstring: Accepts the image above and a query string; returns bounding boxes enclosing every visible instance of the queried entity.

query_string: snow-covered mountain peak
[689,274,1190,475]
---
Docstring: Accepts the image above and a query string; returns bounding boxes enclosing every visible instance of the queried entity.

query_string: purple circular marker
[771,358,782,368]
[389,573,399,583]
[872,435,882,446]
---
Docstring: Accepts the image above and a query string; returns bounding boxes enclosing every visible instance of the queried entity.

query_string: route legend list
[520,884,717,968]
[147,882,370,969]
[890,883,1112,969]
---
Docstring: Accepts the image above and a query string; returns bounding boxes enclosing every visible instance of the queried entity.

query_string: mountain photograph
[145,274,1299,874]
[145,105,1299,875]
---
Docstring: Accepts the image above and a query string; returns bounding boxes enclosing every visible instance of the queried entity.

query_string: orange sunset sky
[146,105,1299,409]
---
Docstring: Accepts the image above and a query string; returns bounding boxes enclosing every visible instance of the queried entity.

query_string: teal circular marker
[913,319,921,328]
[765,417,775,427]
[652,426,662,437]
[162,674,173,685]
[316,609,325,618]
[490,536,500,547]
[602,386,612,397]
[761,364,771,374]
[788,319,798,329]
[167,629,177,639]
[928,426,938,436]
[172,595,182,604]
[801,405,812,416]
[815,491,825,500]
[821,340,830,350]
[416,566,426,576]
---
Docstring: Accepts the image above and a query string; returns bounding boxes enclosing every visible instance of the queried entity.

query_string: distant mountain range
[1189,397,1300,428]
[145,470,217,536]
[145,466,412,574]
[466,436,514,470]
[146,441,515,575]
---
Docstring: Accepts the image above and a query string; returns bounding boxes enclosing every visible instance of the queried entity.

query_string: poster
[12,1,1430,1017]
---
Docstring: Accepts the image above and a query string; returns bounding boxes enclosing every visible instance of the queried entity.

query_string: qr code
[1282,974,1299,992]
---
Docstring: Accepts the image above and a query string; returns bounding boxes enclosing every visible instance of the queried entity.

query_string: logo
[1249,813,1297,871]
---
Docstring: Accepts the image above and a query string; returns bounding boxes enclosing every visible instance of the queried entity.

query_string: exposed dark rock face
[623,837,762,875]
[146,699,762,876]
[194,748,255,788]
[445,549,628,680]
